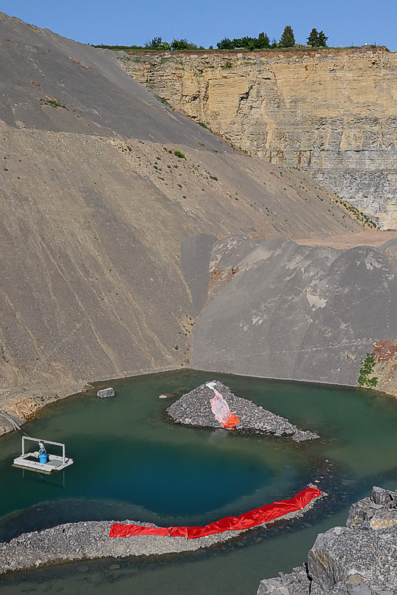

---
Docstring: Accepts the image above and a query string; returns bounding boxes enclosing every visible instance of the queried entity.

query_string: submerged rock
[258,486,397,595]
[167,381,319,442]
[97,388,115,398]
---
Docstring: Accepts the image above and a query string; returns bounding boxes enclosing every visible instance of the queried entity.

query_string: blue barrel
[39,453,48,464]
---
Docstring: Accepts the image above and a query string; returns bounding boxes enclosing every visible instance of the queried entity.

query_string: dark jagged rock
[167,381,319,442]
[258,487,397,595]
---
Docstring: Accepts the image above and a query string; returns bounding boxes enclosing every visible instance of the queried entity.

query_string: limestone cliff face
[121,48,397,229]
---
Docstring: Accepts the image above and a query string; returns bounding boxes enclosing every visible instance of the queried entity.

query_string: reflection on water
[1,370,397,594]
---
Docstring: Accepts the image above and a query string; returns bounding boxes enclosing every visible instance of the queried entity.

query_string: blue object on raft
[39,442,48,464]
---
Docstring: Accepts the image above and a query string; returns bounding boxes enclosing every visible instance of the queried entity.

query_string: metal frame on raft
[12,436,74,474]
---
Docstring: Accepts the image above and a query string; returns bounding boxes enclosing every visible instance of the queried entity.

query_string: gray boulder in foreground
[167,381,319,442]
[258,486,397,595]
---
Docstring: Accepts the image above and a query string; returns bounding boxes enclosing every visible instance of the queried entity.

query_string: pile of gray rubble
[167,381,319,443]
[258,486,397,595]
[0,486,324,576]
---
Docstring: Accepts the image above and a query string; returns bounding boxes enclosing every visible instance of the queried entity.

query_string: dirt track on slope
[293,230,397,249]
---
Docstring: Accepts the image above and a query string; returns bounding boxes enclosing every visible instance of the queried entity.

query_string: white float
[13,436,74,474]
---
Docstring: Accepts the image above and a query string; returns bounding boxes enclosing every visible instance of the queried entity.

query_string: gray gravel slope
[0,12,367,403]
[192,236,397,385]
[0,12,228,150]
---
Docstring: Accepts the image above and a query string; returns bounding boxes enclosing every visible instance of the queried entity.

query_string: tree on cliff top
[307,28,328,47]
[279,26,295,48]
[217,37,234,50]
[318,31,328,47]
[257,32,271,49]
[171,38,198,50]
[307,28,319,46]
[217,33,270,50]
[145,37,171,50]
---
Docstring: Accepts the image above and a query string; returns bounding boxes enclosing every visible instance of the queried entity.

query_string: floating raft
[13,437,74,475]
[109,486,322,540]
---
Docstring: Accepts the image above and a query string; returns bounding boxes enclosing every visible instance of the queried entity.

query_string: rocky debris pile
[0,489,323,576]
[167,381,319,442]
[346,485,397,531]
[0,519,242,576]
[258,486,397,595]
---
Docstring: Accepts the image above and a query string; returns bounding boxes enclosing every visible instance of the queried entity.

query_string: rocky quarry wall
[258,486,397,595]
[121,47,397,229]
[1,12,367,430]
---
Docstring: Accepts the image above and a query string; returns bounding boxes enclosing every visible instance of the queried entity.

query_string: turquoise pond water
[1,370,397,594]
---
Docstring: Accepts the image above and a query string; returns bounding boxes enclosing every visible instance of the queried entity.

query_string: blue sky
[2,0,396,50]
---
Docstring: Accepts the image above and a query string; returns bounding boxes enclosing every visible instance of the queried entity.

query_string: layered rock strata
[167,381,319,442]
[258,486,397,595]
[121,47,397,229]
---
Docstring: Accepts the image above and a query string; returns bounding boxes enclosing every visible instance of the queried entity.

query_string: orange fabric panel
[109,487,321,539]
[223,412,241,429]
[210,390,241,429]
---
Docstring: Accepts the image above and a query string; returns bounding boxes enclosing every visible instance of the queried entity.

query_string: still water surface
[1,370,397,594]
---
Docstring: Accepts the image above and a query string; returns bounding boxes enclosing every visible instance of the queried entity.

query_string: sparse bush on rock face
[358,353,378,387]
[40,98,66,109]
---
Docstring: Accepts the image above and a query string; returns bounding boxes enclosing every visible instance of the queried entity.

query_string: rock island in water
[167,381,319,442]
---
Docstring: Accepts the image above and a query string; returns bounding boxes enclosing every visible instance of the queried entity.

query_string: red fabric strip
[109,487,321,540]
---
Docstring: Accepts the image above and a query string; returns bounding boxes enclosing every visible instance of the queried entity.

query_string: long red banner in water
[109,486,321,540]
